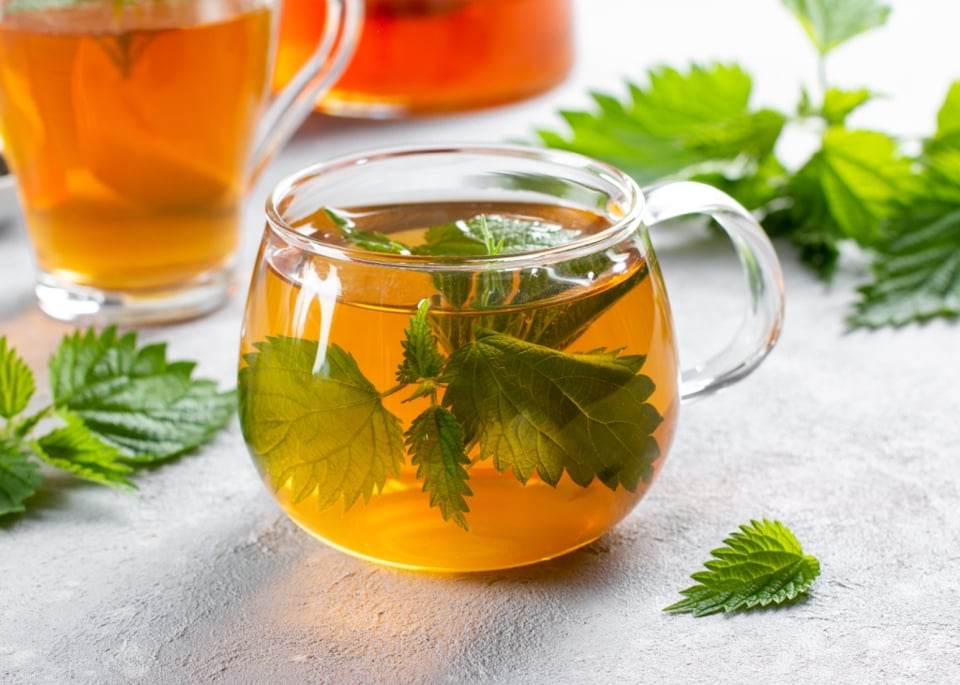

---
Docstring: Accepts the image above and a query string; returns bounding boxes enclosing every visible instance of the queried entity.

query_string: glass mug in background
[238,145,785,572]
[274,0,574,117]
[0,0,361,324]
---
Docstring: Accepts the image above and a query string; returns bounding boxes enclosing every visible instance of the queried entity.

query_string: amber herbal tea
[239,201,680,572]
[0,1,272,291]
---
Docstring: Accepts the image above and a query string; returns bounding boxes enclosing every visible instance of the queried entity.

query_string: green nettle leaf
[32,411,135,490]
[0,448,42,516]
[927,81,960,153]
[419,213,578,258]
[419,214,583,313]
[818,87,875,126]
[762,152,843,278]
[816,127,915,246]
[515,261,649,349]
[780,0,891,55]
[0,337,35,420]
[48,327,236,463]
[420,222,489,257]
[322,207,411,255]
[851,197,960,327]
[535,64,786,186]
[664,519,822,616]
[397,300,446,384]
[443,330,662,490]
[0,328,234,520]
[238,336,405,510]
[768,126,916,277]
[406,406,472,530]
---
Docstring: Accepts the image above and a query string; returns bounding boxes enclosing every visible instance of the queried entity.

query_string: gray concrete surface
[2,2,959,683]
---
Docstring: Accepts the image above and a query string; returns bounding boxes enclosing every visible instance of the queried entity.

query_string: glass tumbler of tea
[238,144,785,573]
[0,0,362,325]
[273,0,574,116]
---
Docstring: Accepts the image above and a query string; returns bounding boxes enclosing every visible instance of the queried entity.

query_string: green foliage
[535,0,960,327]
[537,64,786,186]
[49,327,236,462]
[443,331,661,490]
[406,406,472,529]
[780,0,891,56]
[397,300,447,385]
[0,448,42,515]
[238,336,405,509]
[240,320,661,530]
[32,411,134,489]
[322,207,411,255]
[664,519,821,616]
[238,214,661,529]
[0,328,235,518]
[0,337,34,420]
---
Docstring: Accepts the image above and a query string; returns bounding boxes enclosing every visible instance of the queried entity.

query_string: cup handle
[249,0,363,183]
[641,181,785,403]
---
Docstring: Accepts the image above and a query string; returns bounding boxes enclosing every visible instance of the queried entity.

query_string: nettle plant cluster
[536,0,960,328]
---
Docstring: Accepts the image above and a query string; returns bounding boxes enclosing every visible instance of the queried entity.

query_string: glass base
[35,267,235,326]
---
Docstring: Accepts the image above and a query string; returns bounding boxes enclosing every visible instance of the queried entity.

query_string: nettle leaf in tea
[238,337,405,509]
[240,212,665,529]
[443,330,661,490]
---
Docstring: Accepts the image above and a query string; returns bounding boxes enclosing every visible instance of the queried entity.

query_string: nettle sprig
[0,328,235,517]
[535,0,960,328]
[239,214,664,530]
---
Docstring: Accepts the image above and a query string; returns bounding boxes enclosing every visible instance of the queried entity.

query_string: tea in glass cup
[238,145,785,572]
[0,0,361,324]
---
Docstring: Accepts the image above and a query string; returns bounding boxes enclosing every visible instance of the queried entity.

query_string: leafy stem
[239,214,664,530]
[0,328,235,518]
[535,0,960,328]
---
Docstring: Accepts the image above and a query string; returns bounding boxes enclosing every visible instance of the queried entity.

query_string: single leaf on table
[238,336,405,510]
[780,0,891,56]
[0,337,35,420]
[31,411,135,490]
[442,330,662,491]
[535,64,786,186]
[48,326,235,463]
[664,519,821,616]
[0,448,42,516]
[406,406,472,530]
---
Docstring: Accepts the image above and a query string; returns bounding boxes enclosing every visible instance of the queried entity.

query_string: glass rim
[264,143,647,271]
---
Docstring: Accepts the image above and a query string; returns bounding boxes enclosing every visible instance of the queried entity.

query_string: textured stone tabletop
[2,2,959,683]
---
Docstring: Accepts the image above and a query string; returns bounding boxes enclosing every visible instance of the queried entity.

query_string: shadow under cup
[238,145,687,573]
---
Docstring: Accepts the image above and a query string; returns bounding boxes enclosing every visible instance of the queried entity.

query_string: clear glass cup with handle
[237,144,785,573]
[0,0,362,324]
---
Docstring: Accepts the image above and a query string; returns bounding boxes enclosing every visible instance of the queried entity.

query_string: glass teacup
[0,0,361,324]
[238,145,784,572]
